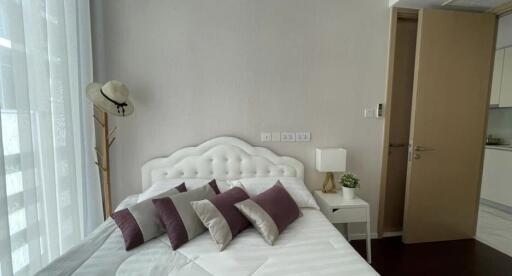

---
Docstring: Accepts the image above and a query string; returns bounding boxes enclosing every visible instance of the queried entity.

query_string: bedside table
[314,191,371,263]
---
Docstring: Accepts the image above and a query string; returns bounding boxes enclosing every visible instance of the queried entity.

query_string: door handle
[414,145,435,152]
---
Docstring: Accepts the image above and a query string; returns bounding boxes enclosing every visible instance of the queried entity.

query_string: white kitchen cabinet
[490,49,504,106]
[499,47,512,107]
[481,148,512,207]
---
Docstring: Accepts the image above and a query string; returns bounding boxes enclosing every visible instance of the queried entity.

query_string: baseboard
[348,231,402,240]
[382,231,403,237]
[348,232,378,240]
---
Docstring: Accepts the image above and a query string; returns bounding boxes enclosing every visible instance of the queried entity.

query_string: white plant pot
[342,187,356,200]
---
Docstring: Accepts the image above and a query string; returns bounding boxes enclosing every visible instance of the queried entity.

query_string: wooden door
[402,9,496,244]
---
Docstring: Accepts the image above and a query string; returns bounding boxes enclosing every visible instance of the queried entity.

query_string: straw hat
[86,80,134,117]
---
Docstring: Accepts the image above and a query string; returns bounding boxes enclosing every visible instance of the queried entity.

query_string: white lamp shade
[316,148,347,172]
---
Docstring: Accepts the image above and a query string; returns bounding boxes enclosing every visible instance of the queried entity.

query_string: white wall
[497,13,512,49]
[487,108,512,141]
[91,0,390,234]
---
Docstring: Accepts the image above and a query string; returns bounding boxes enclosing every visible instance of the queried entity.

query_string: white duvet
[37,195,378,276]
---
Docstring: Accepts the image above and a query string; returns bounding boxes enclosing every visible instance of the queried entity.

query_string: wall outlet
[295,132,311,142]
[280,132,296,142]
[260,132,272,142]
[271,132,281,142]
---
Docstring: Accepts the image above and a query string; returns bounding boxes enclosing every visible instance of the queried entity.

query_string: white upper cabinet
[500,47,512,107]
[490,49,504,106]
[490,47,512,107]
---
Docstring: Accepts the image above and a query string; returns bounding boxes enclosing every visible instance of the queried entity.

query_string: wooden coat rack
[93,108,116,219]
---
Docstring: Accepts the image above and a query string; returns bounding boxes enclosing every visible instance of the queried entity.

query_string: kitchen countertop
[485,145,512,152]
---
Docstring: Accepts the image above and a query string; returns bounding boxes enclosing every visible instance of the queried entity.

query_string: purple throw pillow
[153,179,220,250]
[112,183,187,250]
[235,181,300,245]
[191,187,250,250]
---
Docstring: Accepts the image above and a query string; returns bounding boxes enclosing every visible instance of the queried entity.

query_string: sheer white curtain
[0,0,102,275]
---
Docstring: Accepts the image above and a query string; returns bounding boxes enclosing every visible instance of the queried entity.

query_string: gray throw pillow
[112,183,186,250]
[191,187,250,251]
[235,181,301,245]
[153,179,220,250]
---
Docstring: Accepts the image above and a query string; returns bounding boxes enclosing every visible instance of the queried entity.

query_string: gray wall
[497,13,512,49]
[91,0,390,234]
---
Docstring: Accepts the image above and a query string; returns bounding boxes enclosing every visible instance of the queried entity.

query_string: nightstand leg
[366,208,371,263]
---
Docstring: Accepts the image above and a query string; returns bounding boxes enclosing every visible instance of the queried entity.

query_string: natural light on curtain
[0,0,102,275]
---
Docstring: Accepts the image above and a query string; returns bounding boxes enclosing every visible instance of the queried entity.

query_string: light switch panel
[280,132,296,142]
[261,132,272,142]
[295,132,311,142]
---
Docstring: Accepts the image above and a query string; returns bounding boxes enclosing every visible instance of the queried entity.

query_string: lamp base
[322,172,337,193]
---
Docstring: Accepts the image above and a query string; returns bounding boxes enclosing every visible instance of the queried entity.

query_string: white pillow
[138,178,229,202]
[230,177,319,209]
[115,194,139,211]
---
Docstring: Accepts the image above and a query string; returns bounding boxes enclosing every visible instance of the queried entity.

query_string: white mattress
[37,208,377,276]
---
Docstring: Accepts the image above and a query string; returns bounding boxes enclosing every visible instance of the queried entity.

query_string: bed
[36,137,378,276]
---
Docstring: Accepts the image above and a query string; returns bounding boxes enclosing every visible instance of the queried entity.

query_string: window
[0,1,99,275]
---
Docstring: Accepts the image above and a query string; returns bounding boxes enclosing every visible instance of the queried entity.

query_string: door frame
[377,7,419,238]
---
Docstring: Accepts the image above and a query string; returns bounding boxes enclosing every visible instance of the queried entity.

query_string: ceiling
[389,0,511,11]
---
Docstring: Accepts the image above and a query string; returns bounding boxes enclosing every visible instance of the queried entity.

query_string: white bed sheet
[37,207,377,276]
[177,208,377,276]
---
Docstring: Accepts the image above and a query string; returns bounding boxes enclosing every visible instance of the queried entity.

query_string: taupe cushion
[235,181,300,245]
[191,187,250,251]
[111,183,186,250]
[153,180,220,250]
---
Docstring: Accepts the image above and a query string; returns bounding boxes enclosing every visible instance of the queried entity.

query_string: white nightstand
[314,191,371,263]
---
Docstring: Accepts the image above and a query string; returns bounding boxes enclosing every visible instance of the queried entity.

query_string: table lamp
[316,148,347,193]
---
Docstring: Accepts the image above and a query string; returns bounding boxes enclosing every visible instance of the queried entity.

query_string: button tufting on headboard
[141,137,304,191]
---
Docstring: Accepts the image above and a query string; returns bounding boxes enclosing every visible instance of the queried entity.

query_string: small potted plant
[339,173,359,200]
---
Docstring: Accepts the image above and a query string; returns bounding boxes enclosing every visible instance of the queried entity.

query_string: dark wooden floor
[351,237,512,276]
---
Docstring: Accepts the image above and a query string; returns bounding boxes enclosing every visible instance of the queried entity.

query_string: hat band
[100,89,128,116]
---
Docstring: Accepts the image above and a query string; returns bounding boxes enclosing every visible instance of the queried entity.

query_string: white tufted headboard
[141,136,304,191]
